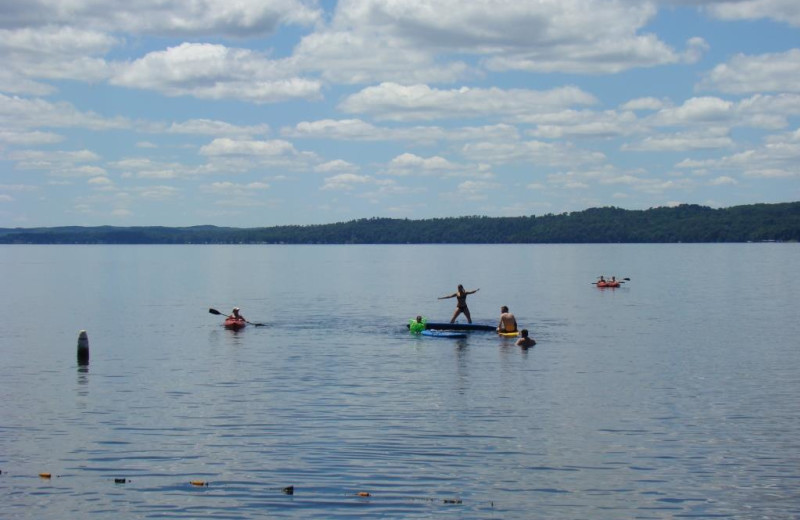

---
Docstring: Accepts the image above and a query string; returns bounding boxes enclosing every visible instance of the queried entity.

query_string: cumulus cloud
[698,49,800,94]
[2,0,322,37]
[623,127,734,151]
[295,0,689,81]
[164,119,270,137]
[705,0,800,27]
[339,82,597,122]
[0,94,129,131]
[321,173,374,191]
[8,149,102,176]
[0,26,115,93]
[111,43,322,103]
[676,128,800,178]
[461,139,606,167]
[285,119,520,145]
[527,109,640,139]
[314,160,359,174]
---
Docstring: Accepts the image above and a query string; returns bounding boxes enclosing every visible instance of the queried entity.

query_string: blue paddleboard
[421,330,467,339]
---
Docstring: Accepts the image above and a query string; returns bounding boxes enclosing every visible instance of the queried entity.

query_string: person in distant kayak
[439,284,479,324]
[497,306,518,333]
[515,329,536,348]
[229,307,245,321]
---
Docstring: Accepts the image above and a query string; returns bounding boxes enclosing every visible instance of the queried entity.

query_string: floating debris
[190,480,208,487]
[39,473,52,479]
[443,498,462,504]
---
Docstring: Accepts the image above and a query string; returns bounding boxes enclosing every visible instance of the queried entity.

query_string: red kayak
[224,317,247,330]
[596,281,620,288]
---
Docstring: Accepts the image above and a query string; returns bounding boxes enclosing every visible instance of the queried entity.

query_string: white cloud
[0,26,115,93]
[4,0,322,36]
[165,119,270,137]
[708,176,738,185]
[321,173,374,191]
[699,49,800,94]
[623,127,734,151]
[285,119,521,145]
[675,128,800,178]
[706,0,800,27]
[339,82,596,122]
[112,43,322,103]
[383,153,459,176]
[527,109,640,139]
[621,97,669,111]
[0,94,130,131]
[200,138,299,157]
[295,0,687,81]
[8,149,102,176]
[314,160,359,174]
[461,140,606,167]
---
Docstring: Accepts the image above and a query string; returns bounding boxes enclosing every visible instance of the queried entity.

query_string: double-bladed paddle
[591,277,631,285]
[208,307,267,326]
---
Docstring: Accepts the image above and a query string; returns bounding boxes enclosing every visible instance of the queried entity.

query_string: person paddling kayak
[439,284,479,324]
[229,307,245,321]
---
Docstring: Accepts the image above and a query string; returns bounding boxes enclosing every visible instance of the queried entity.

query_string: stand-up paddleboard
[421,330,467,339]
[424,322,496,331]
[497,331,519,337]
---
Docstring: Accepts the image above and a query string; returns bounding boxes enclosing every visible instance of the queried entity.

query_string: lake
[1,244,798,519]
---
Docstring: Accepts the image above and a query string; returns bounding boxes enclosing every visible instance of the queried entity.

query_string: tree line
[1,202,798,244]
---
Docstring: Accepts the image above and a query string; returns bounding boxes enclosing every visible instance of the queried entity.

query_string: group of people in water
[229,282,537,348]
[437,284,536,348]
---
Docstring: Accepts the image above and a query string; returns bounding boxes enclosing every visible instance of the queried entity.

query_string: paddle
[208,307,267,327]
[590,277,631,285]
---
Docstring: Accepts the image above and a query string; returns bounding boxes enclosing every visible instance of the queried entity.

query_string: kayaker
[439,284,479,324]
[497,306,518,333]
[229,307,245,321]
[515,329,536,348]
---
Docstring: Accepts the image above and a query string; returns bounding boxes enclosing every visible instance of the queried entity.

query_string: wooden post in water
[77,330,89,365]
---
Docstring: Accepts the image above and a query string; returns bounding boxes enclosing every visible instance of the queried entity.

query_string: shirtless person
[515,329,536,348]
[439,284,479,324]
[497,306,518,333]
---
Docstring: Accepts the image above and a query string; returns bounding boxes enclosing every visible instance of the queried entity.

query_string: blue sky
[1,0,798,227]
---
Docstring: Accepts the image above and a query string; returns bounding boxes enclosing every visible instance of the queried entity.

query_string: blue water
[1,244,798,519]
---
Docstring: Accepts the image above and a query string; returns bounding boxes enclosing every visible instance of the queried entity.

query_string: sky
[1,0,799,228]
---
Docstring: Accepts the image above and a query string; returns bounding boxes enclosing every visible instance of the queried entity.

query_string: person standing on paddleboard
[439,284,479,324]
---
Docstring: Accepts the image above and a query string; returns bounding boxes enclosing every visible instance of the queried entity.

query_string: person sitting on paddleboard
[229,307,244,321]
[497,305,518,333]
[439,284,479,324]
[515,329,536,348]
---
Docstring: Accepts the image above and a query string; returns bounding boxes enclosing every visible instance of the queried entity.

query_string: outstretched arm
[467,288,480,295]
[439,293,456,299]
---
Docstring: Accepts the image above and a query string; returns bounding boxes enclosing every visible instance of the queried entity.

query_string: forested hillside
[1,202,798,244]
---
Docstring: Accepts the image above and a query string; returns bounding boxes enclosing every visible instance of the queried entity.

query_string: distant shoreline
[1,202,798,244]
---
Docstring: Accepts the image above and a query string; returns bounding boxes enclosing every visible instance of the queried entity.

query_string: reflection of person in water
[439,284,479,324]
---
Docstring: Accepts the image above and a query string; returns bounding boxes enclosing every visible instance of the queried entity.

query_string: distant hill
[1,202,798,244]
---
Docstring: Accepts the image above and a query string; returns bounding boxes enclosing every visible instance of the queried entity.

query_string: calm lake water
[1,244,798,519]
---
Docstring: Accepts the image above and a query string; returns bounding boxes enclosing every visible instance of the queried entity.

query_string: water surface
[1,244,798,519]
